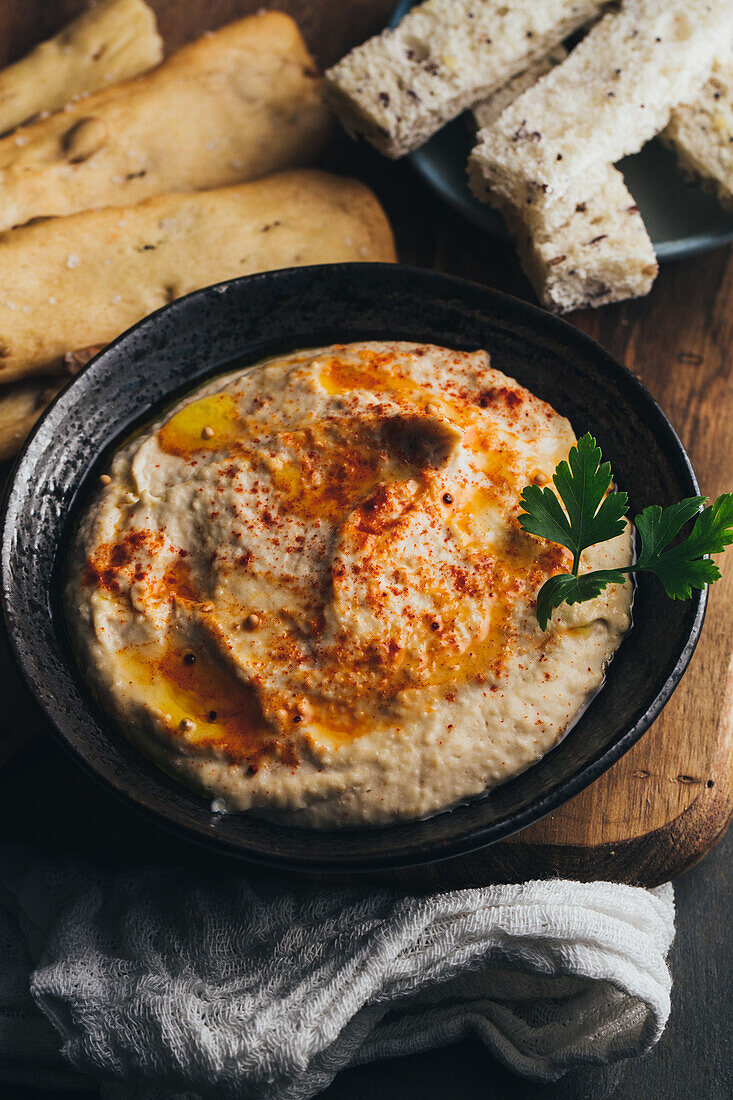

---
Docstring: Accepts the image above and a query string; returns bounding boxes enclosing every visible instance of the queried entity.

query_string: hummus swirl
[66,341,632,826]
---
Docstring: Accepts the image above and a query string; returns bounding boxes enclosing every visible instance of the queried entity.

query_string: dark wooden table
[312,147,733,1097]
[1,3,732,1096]
[0,738,730,1100]
[3,144,732,1099]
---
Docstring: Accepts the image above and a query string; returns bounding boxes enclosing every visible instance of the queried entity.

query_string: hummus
[65,341,633,827]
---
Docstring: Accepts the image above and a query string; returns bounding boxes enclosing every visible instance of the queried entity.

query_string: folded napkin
[0,845,674,1099]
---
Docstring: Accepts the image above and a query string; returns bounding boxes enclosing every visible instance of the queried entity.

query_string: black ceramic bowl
[1,264,706,871]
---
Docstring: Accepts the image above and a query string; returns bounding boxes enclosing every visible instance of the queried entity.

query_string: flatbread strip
[663,55,733,211]
[0,0,162,137]
[472,48,568,132]
[506,166,658,313]
[470,43,656,311]
[0,12,331,233]
[0,169,396,385]
[469,0,733,232]
[324,0,608,158]
[0,376,64,462]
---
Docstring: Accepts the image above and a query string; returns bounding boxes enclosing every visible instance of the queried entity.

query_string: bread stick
[505,166,658,312]
[325,0,608,158]
[472,48,567,132]
[0,12,331,232]
[0,170,395,385]
[0,0,162,136]
[469,0,733,232]
[663,55,733,211]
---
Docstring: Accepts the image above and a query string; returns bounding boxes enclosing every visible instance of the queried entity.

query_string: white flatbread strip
[504,165,658,313]
[473,48,568,132]
[0,0,163,136]
[470,43,656,311]
[324,0,609,158]
[663,54,733,211]
[469,0,733,232]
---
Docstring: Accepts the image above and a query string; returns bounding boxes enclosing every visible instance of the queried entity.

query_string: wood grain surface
[0,0,731,886]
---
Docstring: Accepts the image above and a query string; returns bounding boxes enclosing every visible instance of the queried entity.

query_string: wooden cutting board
[1,0,731,888]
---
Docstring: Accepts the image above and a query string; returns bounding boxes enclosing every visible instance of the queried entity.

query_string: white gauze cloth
[0,845,674,1099]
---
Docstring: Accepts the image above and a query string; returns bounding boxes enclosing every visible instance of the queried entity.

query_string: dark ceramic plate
[1,264,706,871]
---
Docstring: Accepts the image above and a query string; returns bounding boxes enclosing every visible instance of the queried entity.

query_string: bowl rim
[0,263,708,871]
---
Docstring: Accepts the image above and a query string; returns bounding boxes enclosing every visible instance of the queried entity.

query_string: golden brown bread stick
[0,12,332,232]
[0,169,396,385]
[0,0,163,136]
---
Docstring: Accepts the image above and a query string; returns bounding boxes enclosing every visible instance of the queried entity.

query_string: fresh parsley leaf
[536,569,627,631]
[552,434,628,569]
[634,496,707,567]
[518,481,575,553]
[519,433,627,571]
[518,435,731,629]
[631,493,733,599]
